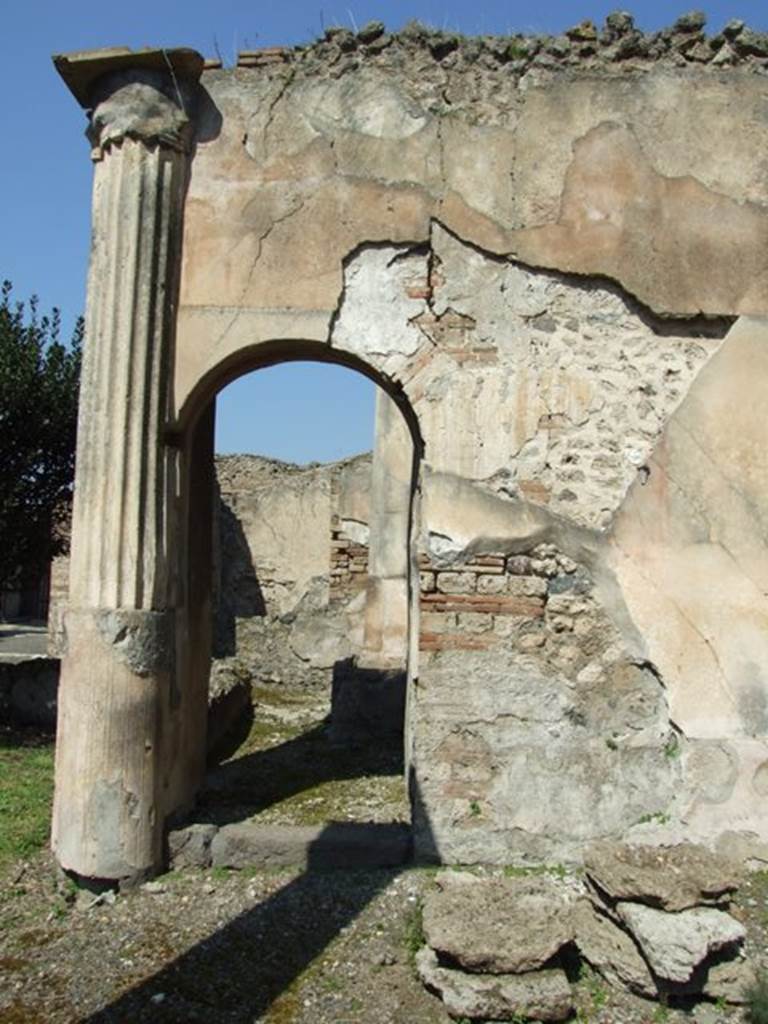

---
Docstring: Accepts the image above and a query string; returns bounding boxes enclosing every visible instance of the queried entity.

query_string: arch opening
[171,346,423,856]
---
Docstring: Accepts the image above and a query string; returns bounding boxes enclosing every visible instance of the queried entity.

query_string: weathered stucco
[53,19,768,881]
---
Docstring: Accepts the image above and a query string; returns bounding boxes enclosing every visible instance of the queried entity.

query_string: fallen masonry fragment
[417,843,754,1019]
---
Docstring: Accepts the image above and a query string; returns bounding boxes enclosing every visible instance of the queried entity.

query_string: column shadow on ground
[193,663,406,829]
[84,667,420,1021]
[84,832,412,1023]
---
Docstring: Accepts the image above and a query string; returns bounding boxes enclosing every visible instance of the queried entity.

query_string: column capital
[53,47,204,156]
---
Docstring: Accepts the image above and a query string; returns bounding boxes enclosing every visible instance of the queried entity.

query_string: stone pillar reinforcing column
[51,48,203,885]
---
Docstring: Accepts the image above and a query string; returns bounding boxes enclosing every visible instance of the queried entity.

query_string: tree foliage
[0,280,83,593]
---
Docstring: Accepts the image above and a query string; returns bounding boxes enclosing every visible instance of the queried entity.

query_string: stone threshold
[169,821,413,872]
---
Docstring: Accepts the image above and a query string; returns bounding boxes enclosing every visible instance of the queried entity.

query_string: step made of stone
[208,821,413,871]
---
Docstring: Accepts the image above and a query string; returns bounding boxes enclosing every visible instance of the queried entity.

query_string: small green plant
[207,865,232,882]
[587,976,607,1009]
[404,899,425,965]
[505,39,529,60]
[320,974,344,993]
[49,897,69,921]
[652,1001,670,1023]
[746,969,768,1024]
[664,734,681,759]
[605,736,618,751]
[503,863,569,880]
[636,811,670,826]
[469,800,482,817]
[576,962,609,1018]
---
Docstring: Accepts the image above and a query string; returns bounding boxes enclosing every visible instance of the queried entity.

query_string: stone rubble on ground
[416,842,754,1020]
[584,840,744,911]
[416,946,573,1022]
[616,901,745,985]
[423,872,577,974]
[582,843,751,1004]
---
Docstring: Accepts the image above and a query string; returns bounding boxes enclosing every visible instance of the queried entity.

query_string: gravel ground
[1,686,766,1023]
[2,856,766,1023]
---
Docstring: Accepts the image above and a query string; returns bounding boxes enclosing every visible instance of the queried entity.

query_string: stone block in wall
[419,633,495,652]
[507,575,549,598]
[422,593,545,617]
[457,612,493,634]
[436,571,476,595]
[507,555,534,576]
[421,611,457,634]
[476,574,506,595]
[420,571,436,592]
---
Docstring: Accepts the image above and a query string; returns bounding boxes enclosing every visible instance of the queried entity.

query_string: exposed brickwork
[328,464,370,603]
[419,544,586,653]
[329,529,369,600]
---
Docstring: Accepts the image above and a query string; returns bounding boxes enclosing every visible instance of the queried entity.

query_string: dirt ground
[1,686,766,1024]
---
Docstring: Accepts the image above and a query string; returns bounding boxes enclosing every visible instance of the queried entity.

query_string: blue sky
[3,1,766,461]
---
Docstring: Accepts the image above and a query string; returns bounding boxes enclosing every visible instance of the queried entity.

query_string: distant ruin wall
[51,452,378,689]
[213,452,376,689]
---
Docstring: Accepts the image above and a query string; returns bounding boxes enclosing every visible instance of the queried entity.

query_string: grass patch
[404,898,424,965]
[503,863,569,881]
[0,727,54,869]
[747,970,768,1024]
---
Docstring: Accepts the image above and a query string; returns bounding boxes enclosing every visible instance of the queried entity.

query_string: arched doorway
[167,342,424,871]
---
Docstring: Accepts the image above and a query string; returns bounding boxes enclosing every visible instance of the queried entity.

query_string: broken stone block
[617,902,745,984]
[585,841,742,911]
[167,823,218,869]
[422,874,575,974]
[416,946,573,1022]
[573,899,656,997]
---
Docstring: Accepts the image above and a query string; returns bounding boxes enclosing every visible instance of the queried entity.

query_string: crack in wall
[431,219,734,339]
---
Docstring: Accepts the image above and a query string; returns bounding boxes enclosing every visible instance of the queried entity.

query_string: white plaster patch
[331,244,428,376]
[306,75,429,140]
[340,518,370,546]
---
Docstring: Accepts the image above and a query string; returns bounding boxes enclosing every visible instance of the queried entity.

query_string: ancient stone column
[51,49,203,884]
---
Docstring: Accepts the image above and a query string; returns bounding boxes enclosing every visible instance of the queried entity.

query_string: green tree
[0,280,82,596]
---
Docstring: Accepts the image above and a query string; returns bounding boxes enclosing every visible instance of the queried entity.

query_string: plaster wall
[173,40,768,864]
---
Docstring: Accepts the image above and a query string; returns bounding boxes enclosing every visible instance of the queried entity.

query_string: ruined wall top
[219,12,768,80]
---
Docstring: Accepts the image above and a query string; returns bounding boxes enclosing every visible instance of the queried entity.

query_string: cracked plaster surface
[609,317,768,740]
[179,62,768,334]
[330,222,727,530]
[168,59,768,861]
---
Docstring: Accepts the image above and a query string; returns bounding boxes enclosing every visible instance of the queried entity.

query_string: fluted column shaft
[52,53,202,884]
[68,139,182,609]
